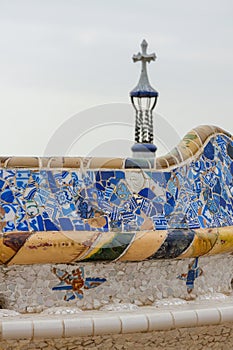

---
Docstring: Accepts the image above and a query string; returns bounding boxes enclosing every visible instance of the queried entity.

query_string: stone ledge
[1,300,233,340]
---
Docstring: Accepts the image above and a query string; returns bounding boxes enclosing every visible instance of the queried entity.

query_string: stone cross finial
[133,39,156,64]
[130,40,158,97]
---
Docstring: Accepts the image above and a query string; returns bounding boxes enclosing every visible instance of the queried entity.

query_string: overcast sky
[0,0,233,157]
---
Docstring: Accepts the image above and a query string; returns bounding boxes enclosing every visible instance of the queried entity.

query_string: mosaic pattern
[52,267,106,301]
[177,258,203,293]
[1,125,233,265]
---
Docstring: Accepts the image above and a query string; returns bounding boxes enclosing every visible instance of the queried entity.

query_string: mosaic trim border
[0,125,231,170]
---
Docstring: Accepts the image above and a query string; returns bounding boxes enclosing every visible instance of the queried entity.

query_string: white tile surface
[172,310,198,328]
[2,320,33,340]
[120,314,148,334]
[218,306,233,323]
[93,315,121,335]
[1,301,233,340]
[33,319,63,339]
[147,311,174,331]
[196,308,221,326]
[64,317,93,337]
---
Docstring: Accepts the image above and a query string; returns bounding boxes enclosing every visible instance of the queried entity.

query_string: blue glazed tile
[62,203,76,217]
[110,220,122,230]
[24,184,37,200]
[188,219,200,229]
[203,141,215,160]
[167,181,178,199]
[46,203,62,224]
[16,170,31,189]
[110,193,120,205]
[83,176,93,187]
[167,196,175,208]
[29,215,44,231]
[202,206,212,223]
[227,143,233,159]
[104,186,114,201]
[48,171,59,193]
[16,221,29,231]
[73,219,85,231]
[31,171,41,184]
[152,202,164,214]
[128,197,138,210]
[213,179,221,194]
[177,258,202,293]
[15,206,26,224]
[108,178,118,186]
[95,182,105,192]
[213,194,220,206]
[109,207,119,221]
[138,188,155,200]
[84,277,107,289]
[44,218,60,231]
[151,172,166,187]
[95,171,101,182]
[101,180,107,187]
[1,203,17,220]
[77,198,93,219]
[164,172,171,182]
[123,222,137,231]
[193,179,202,194]
[164,203,174,216]
[115,171,125,180]
[150,206,157,217]
[203,172,216,188]
[139,198,151,215]
[2,220,15,232]
[0,179,5,189]
[2,170,15,181]
[168,215,188,229]
[220,196,226,208]
[135,215,144,227]
[206,200,218,214]
[55,189,73,205]
[1,187,14,203]
[59,218,74,231]
[100,171,114,180]
[153,215,167,230]
[116,182,130,200]
[121,211,136,223]
[33,188,50,206]
[186,208,196,221]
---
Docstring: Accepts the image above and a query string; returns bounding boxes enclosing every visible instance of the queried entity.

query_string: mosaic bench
[0,125,233,348]
[1,125,233,267]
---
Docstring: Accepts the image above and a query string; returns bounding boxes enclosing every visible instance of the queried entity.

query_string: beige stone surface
[0,323,233,349]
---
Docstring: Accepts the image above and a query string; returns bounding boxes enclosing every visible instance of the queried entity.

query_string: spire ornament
[130,40,159,157]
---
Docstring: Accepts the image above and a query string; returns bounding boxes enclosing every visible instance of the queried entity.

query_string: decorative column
[130,40,159,158]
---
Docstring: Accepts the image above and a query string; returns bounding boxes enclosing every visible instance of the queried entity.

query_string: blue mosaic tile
[1,134,233,236]
[52,267,107,301]
[177,258,203,294]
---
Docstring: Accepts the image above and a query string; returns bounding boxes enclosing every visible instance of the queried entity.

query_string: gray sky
[0,0,233,156]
